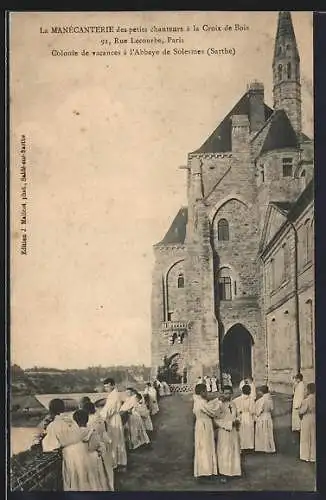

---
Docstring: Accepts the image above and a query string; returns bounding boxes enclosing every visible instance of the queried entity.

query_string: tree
[157,354,182,384]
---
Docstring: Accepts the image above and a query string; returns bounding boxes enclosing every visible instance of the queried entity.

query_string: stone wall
[151,244,186,377]
[166,260,186,321]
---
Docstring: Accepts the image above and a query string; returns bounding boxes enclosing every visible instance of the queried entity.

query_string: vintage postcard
[9,10,315,492]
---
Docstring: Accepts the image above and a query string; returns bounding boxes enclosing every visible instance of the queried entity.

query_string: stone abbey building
[151,12,314,393]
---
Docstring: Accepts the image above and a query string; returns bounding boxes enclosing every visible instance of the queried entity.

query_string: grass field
[117,393,315,491]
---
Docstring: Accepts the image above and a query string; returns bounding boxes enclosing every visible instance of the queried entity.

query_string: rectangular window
[282,243,289,282]
[270,259,275,291]
[283,158,293,177]
[218,277,232,301]
[167,312,173,321]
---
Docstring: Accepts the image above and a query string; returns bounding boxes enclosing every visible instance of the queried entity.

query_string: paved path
[118,393,315,491]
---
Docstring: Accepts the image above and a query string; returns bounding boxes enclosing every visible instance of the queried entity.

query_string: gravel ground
[117,392,315,491]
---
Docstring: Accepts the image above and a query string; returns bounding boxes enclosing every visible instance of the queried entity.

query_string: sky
[10,11,313,369]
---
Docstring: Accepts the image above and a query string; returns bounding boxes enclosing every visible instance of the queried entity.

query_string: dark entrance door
[222,324,254,385]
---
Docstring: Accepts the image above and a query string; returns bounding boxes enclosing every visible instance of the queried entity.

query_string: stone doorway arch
[221,323,254,385]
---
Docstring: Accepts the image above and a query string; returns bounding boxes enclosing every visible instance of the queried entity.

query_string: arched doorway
[221,324,254,385]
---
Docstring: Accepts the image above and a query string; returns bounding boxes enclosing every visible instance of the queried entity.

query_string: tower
[272,11,302,135]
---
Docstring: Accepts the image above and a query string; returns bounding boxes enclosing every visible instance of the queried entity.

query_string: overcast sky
[10,11,313,369]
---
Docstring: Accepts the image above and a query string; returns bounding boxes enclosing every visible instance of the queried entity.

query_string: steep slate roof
[260,178,314,256]
[260,109,299,155]
[288,179,314,221]
[156,207,188,246]
[298,132,312,143]
[192,92,273,154]
[273,11,300,60]
[270,201,294,214]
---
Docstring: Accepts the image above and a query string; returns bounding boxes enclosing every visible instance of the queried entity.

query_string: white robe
[86,413,114,491]
[299,394,315,462]
[100,388,127,467]
[292,381,305,431]
[158,382,165,397]
[193,396,220,477]
[162,381,171,396]
[135,400,153,432]
[205,377,212,392]
[210,378,218,393]
[222,374,232,387]
[121,395,150,450]
[234,394,255,450]
[215,401,241,476]
[42,414,97,491]
[144,386,159,415]
[254,394,275,453]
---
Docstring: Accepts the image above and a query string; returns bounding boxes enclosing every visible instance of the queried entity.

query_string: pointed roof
[192,92,273,154]
[156,207,188,246]
[273,11,299,60]
[259,109,299,155]
[288,178,314,221]
[270,201,294,214]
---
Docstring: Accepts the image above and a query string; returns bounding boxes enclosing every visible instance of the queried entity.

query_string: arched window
[277,45,282,56]
[177,273,184,289]
[218,268,232,301]
[278,64,282,81]
[301,170,306,177]
[217,219,229,241]
[287,62,292,79]
[304,299,314,367]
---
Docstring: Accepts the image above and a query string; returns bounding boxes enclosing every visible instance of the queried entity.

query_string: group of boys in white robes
[153,379,172,398]
[196,376,219,393]
[193,379,276,482]
[40,397,115,492]
[37,377,162,491]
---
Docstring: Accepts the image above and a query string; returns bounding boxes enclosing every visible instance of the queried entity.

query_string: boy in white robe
[210,377,218,393]
[234,384,255,451]
[100,377,127,469]
[193,384,222,480]
[144,382,159,415]
[73,409,113,491]
[120,388,150,450]
[82,401,115,491]
[214,385,241,482]
[292,373,305,432]
[134,393,153,434]
[254,385,275,453]
[42,399,94,491]
[299,382,316,462]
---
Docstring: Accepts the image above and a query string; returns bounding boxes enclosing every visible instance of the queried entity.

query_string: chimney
[231,114,250,152]
[191,157,204,201]
[248,81,265,133]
